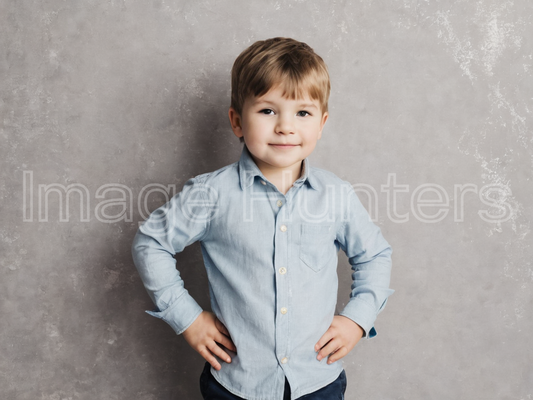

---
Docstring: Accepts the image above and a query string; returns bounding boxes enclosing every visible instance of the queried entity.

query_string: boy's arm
[131,177,236,369]
[337,183,394,338]
[316,183,394,363]
[132,228,204,334]
[131,177,208,334]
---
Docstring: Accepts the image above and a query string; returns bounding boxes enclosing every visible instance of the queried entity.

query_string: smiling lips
[270,144,298,148]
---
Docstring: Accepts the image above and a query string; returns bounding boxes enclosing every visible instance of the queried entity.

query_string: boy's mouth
[270,144,298,148]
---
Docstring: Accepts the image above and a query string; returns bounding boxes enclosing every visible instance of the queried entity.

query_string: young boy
[131,37,393,400]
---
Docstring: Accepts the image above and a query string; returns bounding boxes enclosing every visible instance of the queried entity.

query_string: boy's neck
[251,156,304,195]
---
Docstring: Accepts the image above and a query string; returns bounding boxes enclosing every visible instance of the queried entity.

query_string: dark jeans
[200,362,347,400]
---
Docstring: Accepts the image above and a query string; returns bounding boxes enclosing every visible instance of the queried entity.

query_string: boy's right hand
[182,311,236,371]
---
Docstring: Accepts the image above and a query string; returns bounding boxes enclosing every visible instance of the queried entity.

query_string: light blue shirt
[131,144,394,400]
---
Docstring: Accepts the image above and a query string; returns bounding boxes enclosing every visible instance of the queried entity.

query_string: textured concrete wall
[2,1,532,399]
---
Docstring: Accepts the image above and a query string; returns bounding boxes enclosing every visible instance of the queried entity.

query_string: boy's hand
[315,315,364,364]
[182,311,236,371]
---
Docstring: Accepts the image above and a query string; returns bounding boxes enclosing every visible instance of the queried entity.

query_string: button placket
[274,209,290,370]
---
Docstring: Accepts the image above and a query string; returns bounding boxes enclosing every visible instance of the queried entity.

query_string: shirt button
[279,267,287,275]
[276,200,283,207]
[280,225,287,232]
[281,357,288,364]
[260,180,266,185]
[280,307,288,315]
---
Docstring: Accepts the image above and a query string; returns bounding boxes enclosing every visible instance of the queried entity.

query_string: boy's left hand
[315,315,364,364]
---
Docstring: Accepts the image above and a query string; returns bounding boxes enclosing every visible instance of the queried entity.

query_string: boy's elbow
[379,243,392,257]
[131,229,157,265]
[364,240,392,264]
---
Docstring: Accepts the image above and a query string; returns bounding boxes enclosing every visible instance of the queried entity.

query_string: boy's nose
[275,116,295,135]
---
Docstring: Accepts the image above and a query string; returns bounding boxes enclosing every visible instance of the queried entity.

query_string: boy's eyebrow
[253,99,319,109]
[297,103,319,109]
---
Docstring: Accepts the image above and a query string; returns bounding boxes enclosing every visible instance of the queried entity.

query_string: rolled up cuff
[145,293,203,335]
[339,298,379,339]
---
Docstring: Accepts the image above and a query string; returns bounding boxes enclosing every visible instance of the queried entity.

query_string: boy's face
[229,85,328,178]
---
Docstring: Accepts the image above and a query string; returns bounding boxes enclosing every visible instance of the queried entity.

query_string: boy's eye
[260,109,275,115]
[296,110,310,117]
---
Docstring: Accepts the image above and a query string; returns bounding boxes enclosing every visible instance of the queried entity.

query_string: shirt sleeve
[336,183,394,339]
[131,176,212,335]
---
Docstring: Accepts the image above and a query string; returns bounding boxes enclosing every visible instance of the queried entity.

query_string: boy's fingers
[315,330,334,352]
[199,347,222,371]
[215,318,231,337]
[327,346,348,364]
[317,339,340,361]
[216,333,237,352]
[207,341,232,364]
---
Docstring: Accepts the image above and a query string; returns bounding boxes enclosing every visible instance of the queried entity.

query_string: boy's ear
[317,111,329,140]
[228,107,243,139]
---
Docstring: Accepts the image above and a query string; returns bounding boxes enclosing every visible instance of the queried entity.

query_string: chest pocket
[299,223,335,272]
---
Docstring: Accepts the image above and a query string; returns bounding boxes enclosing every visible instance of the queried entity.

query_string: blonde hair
[230,37,330,142]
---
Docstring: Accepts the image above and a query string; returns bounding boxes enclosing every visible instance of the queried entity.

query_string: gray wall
[2,1,532,399]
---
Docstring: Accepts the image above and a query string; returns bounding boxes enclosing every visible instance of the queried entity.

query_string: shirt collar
[238,144,320,191]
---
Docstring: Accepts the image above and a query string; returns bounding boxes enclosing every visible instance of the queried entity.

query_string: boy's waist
[211,349,343,400]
